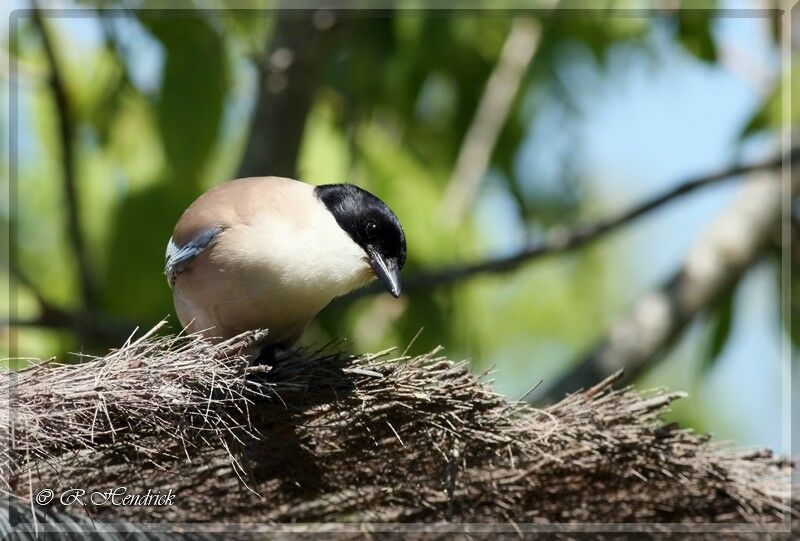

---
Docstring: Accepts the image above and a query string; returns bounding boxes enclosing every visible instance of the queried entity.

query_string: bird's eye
[365,220,378,240]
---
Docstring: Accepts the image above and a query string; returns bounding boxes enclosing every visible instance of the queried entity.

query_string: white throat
[212,195,374,313]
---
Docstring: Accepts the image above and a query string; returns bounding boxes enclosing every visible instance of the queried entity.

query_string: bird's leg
[255,344,278,367]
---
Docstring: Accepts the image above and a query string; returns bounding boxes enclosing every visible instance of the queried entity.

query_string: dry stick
[31,8,96,308]
[439,17,544,227]
[537,168,797,405]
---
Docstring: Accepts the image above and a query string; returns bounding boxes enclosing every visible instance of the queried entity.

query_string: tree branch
[5,257,138,346]
[237,8,339,179]
[535,165,796,404]
[7,259,54,313]
[438,17,544,227]
[2,312,136,346]
[399,150,796,294]
[31,7,96,308]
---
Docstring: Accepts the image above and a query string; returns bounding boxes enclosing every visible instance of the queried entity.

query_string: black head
[314,183,406,297]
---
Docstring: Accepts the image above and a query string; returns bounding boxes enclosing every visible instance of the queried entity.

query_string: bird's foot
[254,344,278,367]
[253,344,298,370]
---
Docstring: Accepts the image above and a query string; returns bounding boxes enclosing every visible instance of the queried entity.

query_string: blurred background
[1,2,796,455]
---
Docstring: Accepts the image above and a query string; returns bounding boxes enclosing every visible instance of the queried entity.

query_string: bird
[165,177,406,360]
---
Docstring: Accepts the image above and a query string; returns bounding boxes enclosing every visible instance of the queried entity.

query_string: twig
[329,151,796,310]
[6,259,58,317]
[402,150,797,293]
[439,17,544,227]
[31,7,96,308]
[2,312,139,347]
[5,240,136,345]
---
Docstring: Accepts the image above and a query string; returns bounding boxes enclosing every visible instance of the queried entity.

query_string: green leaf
[770,243,800,350]
[676,9,718,63]
[100,183,192,323]
[740,61,800,139]
[740,90,776,139]
[703,284,736,373]
[139,13,229,188]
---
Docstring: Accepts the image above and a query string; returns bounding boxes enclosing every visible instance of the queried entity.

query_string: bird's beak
[367,249,401,298]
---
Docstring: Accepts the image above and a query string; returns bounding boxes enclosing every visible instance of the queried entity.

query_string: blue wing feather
[165,226,223,287]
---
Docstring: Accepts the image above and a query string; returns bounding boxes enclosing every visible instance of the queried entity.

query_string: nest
[0,323,793,530]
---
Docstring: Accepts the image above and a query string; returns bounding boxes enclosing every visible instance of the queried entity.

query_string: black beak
[367,249,401,298]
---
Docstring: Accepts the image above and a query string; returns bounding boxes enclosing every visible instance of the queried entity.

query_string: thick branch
[31,8,96,308]
[537,167,795,404]
[237,9,339,179]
